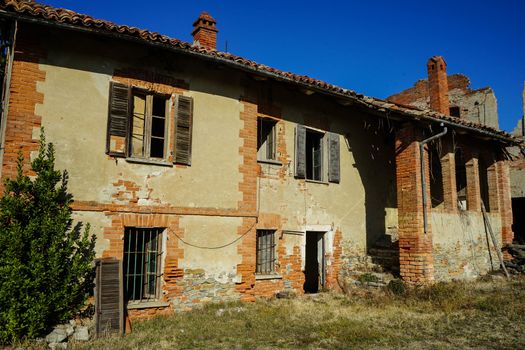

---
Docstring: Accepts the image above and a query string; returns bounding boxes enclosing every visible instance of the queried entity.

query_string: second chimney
[427,56,450,115]
[192,12,218,50]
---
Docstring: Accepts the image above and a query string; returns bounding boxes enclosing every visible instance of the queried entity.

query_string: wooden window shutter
[295,125,306,178]
[95,258,124,336]
[174,95,194,165]
[106,82,130,157]
[328,132,340,183]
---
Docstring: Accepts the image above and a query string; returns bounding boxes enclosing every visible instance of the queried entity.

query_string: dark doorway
[512,198,525,244]
[304,231,325,293]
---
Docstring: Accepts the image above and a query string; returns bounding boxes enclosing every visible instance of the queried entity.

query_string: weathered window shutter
[106,82,130,157]
[295,125,306,178]
[174,95,193,165]
[95,258,124,336]
[328,132,340,183]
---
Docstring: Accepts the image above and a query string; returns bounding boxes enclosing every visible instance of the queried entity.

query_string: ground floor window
[123,227,163,302]
[256,230,276,274]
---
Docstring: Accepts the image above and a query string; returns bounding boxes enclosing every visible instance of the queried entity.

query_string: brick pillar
[440,140,457,212]
[465,150,481,212]
[486,157,499,212]
[395,123,434,284]
[496,157,514,252]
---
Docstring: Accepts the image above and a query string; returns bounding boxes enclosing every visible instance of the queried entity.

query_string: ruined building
[0,0,519,329]
[388,58,499,129]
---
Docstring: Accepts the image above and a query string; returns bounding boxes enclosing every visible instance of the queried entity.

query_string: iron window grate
[256,230,276,274]
[123,227,163,303]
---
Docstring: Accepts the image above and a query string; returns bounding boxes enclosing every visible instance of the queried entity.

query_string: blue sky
[44,0,525,131]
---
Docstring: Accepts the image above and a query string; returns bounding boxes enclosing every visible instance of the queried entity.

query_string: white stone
[65,325,74,337]
[73,326,90,341]
[45,329,67,344]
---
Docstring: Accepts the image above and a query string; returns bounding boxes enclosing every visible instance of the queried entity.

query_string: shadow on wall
[342,116,399,273]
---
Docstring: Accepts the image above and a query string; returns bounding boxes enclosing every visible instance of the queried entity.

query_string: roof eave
[2,10,519,145]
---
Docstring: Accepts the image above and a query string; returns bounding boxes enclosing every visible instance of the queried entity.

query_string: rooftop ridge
[0,0,519,143]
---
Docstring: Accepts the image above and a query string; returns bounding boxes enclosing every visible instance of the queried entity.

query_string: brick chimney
[192,12,218,50]
[427,56,450,115]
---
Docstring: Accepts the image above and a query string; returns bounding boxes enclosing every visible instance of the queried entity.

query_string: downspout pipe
[420,123,448,234]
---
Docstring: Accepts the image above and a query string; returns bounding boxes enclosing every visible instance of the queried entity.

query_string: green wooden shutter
[106,82,130,157]
[328,132,340,183]
[295,125,306,178]
[95,258,124,336]
[174,95,193,165]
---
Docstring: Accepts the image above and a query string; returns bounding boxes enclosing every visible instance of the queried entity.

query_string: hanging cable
[167,220,256,250]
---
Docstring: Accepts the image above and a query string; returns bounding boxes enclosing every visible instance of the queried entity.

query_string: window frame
[305,128,325,182]
[128,88,171,162]
[257,117,278,163]
[123,227,165,304]
[256,229,277,275]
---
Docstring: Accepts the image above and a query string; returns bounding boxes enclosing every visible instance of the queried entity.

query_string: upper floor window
[106,82,193,165]
[306,129,324,181]
[257,118,277,162]
[131,91,168,159]
[294,125,340,183]
[449,106,461,118]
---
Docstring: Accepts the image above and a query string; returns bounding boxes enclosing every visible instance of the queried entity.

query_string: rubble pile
[43,319,93,349]
[505,244,525,273]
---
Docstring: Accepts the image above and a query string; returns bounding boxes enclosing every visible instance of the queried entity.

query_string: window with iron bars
[256,230,276,274]
[123,227,164,302]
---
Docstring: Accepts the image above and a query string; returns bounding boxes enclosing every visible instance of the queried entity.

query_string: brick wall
[388,74,472,110]
[191,13,218,50]
[395,123,434,283]
[465,150,482,212]
[427,56,450,115]
[1,24,45,184]
[497,157,514,251]
[440,140,458,213]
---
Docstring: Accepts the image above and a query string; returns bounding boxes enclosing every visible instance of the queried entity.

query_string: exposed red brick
[440,139,458,213]
[191,12,218,50]
[427,56,450,115]
[1,24,46,186]
[395,123,434,284]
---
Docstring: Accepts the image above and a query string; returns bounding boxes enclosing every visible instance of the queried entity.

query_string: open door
[304,231,325,293]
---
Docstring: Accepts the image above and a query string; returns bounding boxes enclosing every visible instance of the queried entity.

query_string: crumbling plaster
[432,212,501,280]
[36,32,244,210]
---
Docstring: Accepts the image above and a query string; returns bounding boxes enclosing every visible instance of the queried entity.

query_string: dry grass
[17,276,525,349]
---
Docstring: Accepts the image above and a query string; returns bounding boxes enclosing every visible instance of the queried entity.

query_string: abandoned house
[0,0,520,326]
[387,61,500,129]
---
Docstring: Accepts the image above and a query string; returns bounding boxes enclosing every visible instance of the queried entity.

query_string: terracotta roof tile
[0,0,519,143]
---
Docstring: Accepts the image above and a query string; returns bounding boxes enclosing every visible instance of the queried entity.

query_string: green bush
[0,132,96,344]
[387,279,406,296]
[358,273,380,284]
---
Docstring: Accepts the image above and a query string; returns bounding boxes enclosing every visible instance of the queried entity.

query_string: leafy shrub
[358,273,380,284]
[387,279,406,295]
[0,132,96,344]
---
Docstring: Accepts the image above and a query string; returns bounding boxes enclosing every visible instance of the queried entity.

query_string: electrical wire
[165,120,265,250]
[167,220,256,250]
